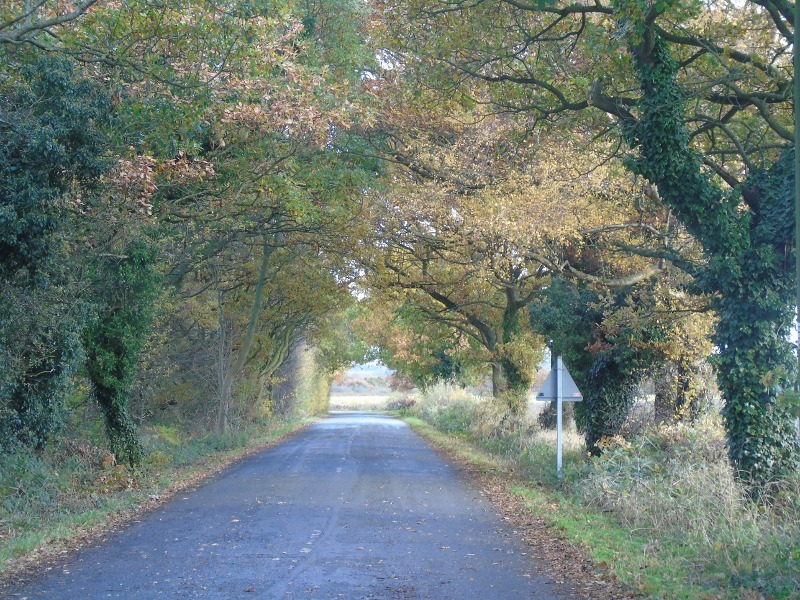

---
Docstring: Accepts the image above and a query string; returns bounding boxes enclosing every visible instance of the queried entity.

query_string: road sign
[536,364,583,401]
[533,356,583,477]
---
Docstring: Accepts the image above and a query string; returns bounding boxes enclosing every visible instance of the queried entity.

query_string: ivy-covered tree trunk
[653,360,694,425]
[0,54,109,453]
[530,278,601,432]
[3,318,82,451]
[490,359,529,414]
[497,356,529,414]
[493,300,535,415]
[713,237,800,486]
[584,352,639,454]
[627,34,800,486]
[85,243,159,467]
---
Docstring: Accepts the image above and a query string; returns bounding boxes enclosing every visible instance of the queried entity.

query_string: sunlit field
[329,394,394,411]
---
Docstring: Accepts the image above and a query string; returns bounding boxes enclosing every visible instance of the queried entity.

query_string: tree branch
[0,0,100,44]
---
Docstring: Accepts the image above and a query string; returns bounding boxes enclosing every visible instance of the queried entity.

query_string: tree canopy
[1,0,798,492]
[374,0,799,486]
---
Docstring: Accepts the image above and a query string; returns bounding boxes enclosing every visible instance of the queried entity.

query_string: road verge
[0,418,315,590]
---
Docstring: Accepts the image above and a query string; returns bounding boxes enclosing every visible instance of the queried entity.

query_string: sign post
[535,356,583,476]
[555,356,563,473]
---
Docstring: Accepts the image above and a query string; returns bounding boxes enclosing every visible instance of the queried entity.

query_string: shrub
[411,381,537,455]
[386,396,416,412]
[575,419,800,598]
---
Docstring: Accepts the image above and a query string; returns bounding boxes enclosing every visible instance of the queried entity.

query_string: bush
[0,452,55,517]
[411,381,538,455]
[574,419,800,598]
[386,396,416,412]
[413,382,493,435]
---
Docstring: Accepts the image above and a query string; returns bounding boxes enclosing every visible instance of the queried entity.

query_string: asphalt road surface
[9,412,574,599]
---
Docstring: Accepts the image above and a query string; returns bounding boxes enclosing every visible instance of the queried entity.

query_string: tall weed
[576,421,800,597]
[414,382,520,442]
[410,382,800,599]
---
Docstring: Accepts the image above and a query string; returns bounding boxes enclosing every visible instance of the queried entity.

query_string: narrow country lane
[9,412,575,599]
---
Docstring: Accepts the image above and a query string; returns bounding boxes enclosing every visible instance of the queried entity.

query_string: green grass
[510,484,714,600]
[401,383,800,600]
[0,417,312,577]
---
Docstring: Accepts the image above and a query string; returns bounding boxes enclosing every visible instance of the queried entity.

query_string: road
[9,412,574,599]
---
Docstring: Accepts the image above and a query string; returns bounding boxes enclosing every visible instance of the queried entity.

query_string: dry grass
[530,425,584,452]
[406,382,800,599]
[577,420,800,598]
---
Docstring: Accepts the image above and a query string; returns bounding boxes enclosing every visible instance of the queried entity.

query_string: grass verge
[0,417,313,586]
[400,382,800,600]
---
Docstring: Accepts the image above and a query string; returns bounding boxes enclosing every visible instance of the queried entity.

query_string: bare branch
[0,0,100,45]
[527,251,664,287]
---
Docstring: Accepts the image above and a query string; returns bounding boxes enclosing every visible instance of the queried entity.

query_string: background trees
[352,85,687,422]
[0,0,379,459]
[1,0,796,493]
[378,0,798,486]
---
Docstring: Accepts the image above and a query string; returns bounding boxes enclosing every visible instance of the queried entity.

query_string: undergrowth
[404,381,800,599]
[0,418,308,574]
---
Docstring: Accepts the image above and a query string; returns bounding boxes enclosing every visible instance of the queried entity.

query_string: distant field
[329,394,393,411]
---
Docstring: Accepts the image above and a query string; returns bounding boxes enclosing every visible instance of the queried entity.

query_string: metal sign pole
[556,356,563,476]
[534,355,582,477]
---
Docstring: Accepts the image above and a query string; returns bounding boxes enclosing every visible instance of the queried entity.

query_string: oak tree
[381,0,799,486]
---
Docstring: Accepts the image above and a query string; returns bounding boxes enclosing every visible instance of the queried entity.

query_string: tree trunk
[490,360,529,415]
[215,239,277,433]
[654,360,702,425]
[715,284,800,487]
[490,362,507,400]
[585,353,638,455]
[627,33,800,485]
[654,362,680,425]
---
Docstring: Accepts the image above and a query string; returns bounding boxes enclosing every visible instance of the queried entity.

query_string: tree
[0,0,380,449]
[381,0,799,486]
[84,242,160,467]
[0,52,109,282]
[84,0,378,432]
[360,150,550,410]
[353,292,479,388]
[205,239,357,430]
[0,1,99,46]
[0,53,110,451]
[353,90,672,412]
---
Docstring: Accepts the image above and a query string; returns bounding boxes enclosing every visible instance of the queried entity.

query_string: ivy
[0,52,109,283]
[0,315,83,452]
[530,278,602,431]
[0,53,108,452]
[626,35,800,487]
[84,243,160,467]
[585,352,640,454]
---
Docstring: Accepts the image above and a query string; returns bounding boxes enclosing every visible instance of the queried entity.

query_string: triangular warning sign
[535,363,583,401]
